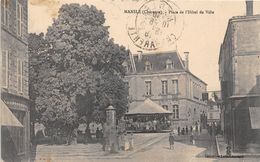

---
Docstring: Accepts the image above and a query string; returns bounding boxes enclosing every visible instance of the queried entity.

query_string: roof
[132,51,185,73]
[230,15,260,22]
[126,51,207,85]
[126,98,172,115]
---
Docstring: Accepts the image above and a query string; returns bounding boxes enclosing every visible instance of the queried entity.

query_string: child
[169,132,175,149]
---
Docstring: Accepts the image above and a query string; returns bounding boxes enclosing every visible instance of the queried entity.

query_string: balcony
[159,92,179,101]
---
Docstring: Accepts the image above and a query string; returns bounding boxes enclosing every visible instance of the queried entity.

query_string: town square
[0,0,260,162]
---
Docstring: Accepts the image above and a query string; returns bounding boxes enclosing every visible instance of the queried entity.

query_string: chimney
[137,50,143,62]
[246,0,253,16]
[184,52,189,70]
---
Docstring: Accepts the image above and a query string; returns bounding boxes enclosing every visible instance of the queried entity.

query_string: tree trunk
[67,128,78,145]
[85,122,91,144]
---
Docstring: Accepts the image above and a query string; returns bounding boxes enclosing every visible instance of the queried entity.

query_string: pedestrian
[129,132,134,150]
[96,127,100,141]
[169,132,174,149]
[177,127,180,136]
[209,126,212,136]
[181,128,185,135]
[186,126,188,134]
[190,133,195,145]
[190,126,193,133]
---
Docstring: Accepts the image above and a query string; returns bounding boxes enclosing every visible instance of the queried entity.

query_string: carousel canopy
[126,98,172,115]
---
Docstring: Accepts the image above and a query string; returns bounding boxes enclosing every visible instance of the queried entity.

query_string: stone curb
[215,136,260,158]
[215,136,220,157]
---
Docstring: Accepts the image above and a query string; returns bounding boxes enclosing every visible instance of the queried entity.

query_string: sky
[28,0,260,91]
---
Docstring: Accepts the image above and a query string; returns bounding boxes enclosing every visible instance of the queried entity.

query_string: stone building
[1,0,30,161]
[124,51,207,129]
[206,91,221,126]
[219,0,260,152]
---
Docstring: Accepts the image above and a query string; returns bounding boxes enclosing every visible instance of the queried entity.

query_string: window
[166,59,173,69]
[122,61,129,73]
[1,0,10,26]
[124,65,128,73]
[2,50,8,87]
[16,2,23,36]
[17,59,23,93]
[162,105,168,110]
[145,61,152,71]
[145,81,152,96]
[161,80,168,95]
[172,80,178,94]
[173,105,179,119]
[209,112,213,119]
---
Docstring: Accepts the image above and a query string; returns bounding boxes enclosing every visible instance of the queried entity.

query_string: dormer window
[145,61,152,71]
[166,59,173,69]
[122,61,129,73]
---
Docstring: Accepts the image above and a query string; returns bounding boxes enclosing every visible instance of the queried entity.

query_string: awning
[249,107,260,129]
[0,99,23,127]
[126,98,172,115]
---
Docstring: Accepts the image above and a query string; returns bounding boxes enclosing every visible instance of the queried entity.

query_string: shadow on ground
[174,129,218,158]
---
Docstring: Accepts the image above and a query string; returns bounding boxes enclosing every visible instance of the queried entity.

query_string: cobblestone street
[33,130,215,162]
[33,130,260,162]
[33,133,168,161]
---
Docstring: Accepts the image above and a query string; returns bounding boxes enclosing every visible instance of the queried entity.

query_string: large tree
[33,4,128,143]
[28,33,49,141]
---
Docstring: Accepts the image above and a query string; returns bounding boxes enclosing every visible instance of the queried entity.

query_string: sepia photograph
[0,0,260,161]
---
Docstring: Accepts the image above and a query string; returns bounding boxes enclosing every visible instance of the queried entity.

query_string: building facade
[125,51,207,129]
[1,0,30,161]
[219,1,260,151]
[206,91,222,126]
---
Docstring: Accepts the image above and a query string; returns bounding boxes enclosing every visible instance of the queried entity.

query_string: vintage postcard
[0,0,260,162]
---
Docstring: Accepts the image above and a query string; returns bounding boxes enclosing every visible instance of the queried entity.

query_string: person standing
[177,127,180,136]
[185,126,189,134]
[169,132,175,149]
[96,127,101,141]
[181,128,185,135]
[190,133,195,145]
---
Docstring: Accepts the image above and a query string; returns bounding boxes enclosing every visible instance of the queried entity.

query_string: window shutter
[2,50,8,87]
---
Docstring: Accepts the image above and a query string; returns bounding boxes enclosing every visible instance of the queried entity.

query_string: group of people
[169,125,201,149]
[177,125,201,136]
[126,119,171,132]
[168,131,196,149]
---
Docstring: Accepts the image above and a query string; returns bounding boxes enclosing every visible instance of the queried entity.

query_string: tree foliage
[30,4,129,139]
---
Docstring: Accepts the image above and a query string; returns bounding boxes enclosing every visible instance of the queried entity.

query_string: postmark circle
[127,0,184,51]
